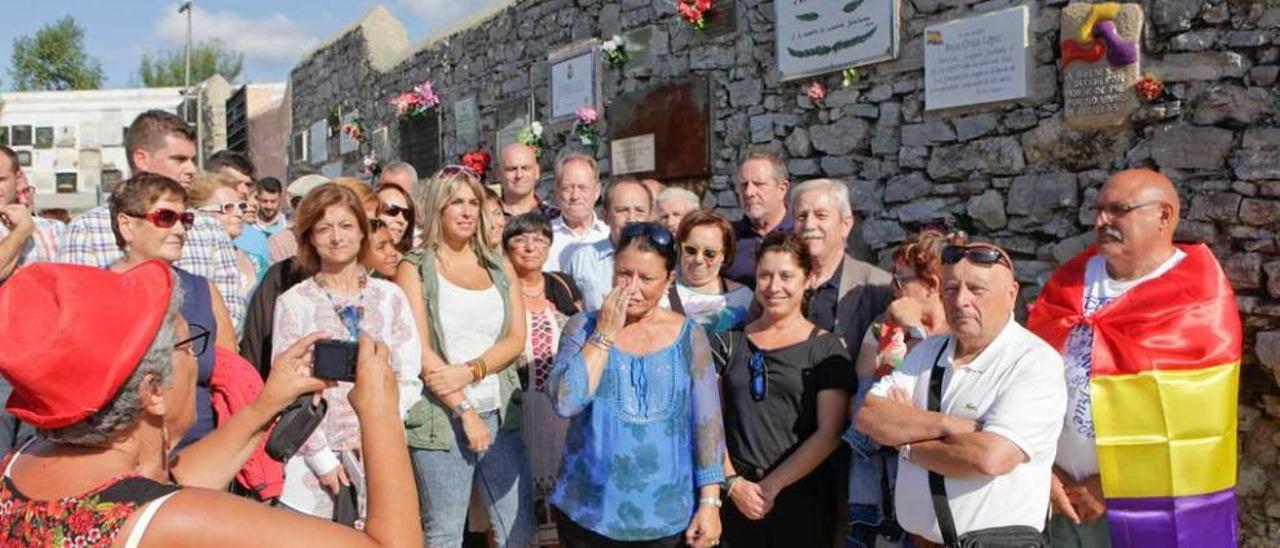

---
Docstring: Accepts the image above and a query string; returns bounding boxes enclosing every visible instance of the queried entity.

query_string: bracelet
[588,331,613,351]
[698,497,722,508]
[469,360,484,382]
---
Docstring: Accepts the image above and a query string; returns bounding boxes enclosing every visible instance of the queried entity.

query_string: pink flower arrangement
[573,106,600,147]
[575,105,599,125]
[806,81,828,104]
[390,79,441,119]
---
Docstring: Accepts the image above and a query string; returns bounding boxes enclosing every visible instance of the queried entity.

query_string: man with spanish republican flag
[1028,169,1242,548]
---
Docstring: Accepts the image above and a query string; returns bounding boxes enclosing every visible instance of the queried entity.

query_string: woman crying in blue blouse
[549,222,726,548]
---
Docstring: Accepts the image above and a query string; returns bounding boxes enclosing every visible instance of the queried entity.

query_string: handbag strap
[667,282,685,315]
[926,339,960,548]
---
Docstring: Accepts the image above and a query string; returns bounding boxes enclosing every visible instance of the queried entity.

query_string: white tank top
[437,271,505,412]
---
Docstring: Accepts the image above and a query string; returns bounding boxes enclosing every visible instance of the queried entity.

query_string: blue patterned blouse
[549,312,726,541]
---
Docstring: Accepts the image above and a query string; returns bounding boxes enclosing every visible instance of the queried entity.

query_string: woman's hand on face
[262,332,332,410]
[728,480,773,520]
[316,464,351,495]
[885,296,925,330]
[595,280,632,339]
[423,364,473,396]
[685,504,722,548]
[347,335,398,417]
[460,411,492,453]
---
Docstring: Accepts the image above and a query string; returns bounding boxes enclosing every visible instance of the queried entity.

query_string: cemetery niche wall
[286,5,1280,545]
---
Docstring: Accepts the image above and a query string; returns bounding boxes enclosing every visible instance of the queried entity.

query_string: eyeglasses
[508,234,551,249]
[126,209,195,230]
[619,222,674,249]
[748,351,767,402]
[1095,200,1167,219]
[197,201,248,215]
[437,164,480,181]
[681,244,721,261]
[941,244,1013,270]
[892,273,918,290]
[173,323,210,357]
[369,218,388,232]
[382,203,410,219]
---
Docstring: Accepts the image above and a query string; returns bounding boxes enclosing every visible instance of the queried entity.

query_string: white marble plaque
[611,134,656,175]
[924,6,1030,111]
[453,97,480,146]
[549,42,600,121]
[776,0,901,80]
[308,120,328,163]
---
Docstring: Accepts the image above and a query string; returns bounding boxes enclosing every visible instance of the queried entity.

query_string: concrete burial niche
[1061,3,1143,130]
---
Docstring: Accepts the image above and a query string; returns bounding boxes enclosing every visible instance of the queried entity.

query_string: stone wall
[287,1,1280,542]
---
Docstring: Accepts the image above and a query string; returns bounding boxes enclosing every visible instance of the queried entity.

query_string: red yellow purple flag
[1028,244,1242,548]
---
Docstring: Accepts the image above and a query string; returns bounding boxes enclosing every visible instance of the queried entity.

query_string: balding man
[858,242,1065,547]
[546,152,608,272]
[1028,169,1242,548]
[498,143,559,220]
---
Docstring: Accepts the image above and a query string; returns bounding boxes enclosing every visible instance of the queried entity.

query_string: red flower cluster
[677,0,713,30]
[461,151,491,181]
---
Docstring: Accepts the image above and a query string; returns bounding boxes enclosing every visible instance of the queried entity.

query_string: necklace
[520,278,545,299]
[316,269,369,341]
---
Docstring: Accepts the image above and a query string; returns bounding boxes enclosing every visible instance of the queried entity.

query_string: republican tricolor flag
[1028,244,1242,548]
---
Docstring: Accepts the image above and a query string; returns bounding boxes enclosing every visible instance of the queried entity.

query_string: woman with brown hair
[671,210,753,334]
[713,231,854,548]
[394,167,533,547]
[272,183,423,520]
[375,182,415,253]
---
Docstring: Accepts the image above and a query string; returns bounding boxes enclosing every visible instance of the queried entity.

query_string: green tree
[9,16,104,91]
[139,41,244,87]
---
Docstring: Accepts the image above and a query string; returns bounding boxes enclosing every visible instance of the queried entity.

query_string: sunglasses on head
[382,203,410,219]
[620,222,674,249]
[437,164,480,181]
[681,244,721,261]
[748,351,768,402]
[941,244,1013,270]
[127,208,195,230]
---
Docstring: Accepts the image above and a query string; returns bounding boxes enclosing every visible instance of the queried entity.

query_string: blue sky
[0,0,504,90]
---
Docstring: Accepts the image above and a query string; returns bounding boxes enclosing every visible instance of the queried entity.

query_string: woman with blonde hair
[394,166,533,547]
[189,172,265,296]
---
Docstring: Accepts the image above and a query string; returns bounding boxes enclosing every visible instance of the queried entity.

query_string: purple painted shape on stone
[1093,21,1138,66]
[1105,488,1237,548]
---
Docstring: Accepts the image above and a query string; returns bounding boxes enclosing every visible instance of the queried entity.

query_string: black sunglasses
[941,244,1013,270]
[173,323,211,357]
[382,204,410,219]
[748,351,767,402]
[619,222,674,248]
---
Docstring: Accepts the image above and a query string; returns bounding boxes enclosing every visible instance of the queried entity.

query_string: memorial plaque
[608,76,712,181]
[622,26,660,76]
[924,6,1030,111]
[34,127,53,149]
[291,132,308,164]
[308,120,328,164]
[776,0,900,81]
[399,111,443,178]
[372,127,390,158]
[1061,3,1142,129]
[10,125,31,147]
[700,2,738,39]
[339,111,360,155]
[56,126,76,148]
[612,134,657,175]
[549,41,601,122]
[453,96,480,147]
[495,96,534,153]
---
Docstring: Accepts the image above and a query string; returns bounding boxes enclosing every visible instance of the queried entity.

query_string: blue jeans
[411,411,534,548]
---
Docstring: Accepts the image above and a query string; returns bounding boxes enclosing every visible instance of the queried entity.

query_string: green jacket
[402,247,523,450]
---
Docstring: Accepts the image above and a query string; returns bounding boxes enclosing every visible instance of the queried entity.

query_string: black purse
[265,395,329,462]
[926,344,1047,548]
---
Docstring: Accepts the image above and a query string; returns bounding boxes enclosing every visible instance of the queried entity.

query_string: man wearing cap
[266,174,329,263]
[1028,169,1243,548]
[57,110,246,332]
[857,243,1065,547]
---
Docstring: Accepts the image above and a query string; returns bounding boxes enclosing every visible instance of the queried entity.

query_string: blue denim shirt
[550,312,725,541]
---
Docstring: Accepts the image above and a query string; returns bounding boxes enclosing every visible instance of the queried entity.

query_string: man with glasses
[857,242,1066,548]
[59,112,245,332]
[545,152,609,272]
[1028,169,1242,548]
[724,151,794,287]
[791,178,893,358]
[563,178,653,310]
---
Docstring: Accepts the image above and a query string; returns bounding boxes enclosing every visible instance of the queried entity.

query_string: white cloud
[397,0,507,34]
[154,5,317,63]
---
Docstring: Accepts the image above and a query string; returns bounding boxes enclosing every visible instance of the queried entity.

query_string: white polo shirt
[545,213,609,273]
[870,318,1066,543]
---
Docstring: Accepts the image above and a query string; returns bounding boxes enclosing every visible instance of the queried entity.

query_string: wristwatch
[698,497,723,508]
[905,324,928,341]
[452,399,475,418]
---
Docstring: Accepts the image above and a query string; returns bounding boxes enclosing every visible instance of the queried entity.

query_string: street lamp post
[178,1,202,168]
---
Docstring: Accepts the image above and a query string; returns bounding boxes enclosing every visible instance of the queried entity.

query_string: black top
[238,257,308,379]
[712,330,854,475]
[723,213,795,288]
[806,260,844,333]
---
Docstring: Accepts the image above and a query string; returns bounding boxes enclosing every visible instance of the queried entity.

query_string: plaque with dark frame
[399,111,444,178]
[607,76,712,181]
[548,40,602,123]
[495,96,535,154]
[11,126,32,147]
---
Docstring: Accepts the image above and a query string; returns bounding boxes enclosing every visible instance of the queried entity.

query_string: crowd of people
[0,109,1242,548]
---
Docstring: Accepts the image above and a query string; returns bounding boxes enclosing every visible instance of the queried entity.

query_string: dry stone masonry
[285,1,1280,542]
